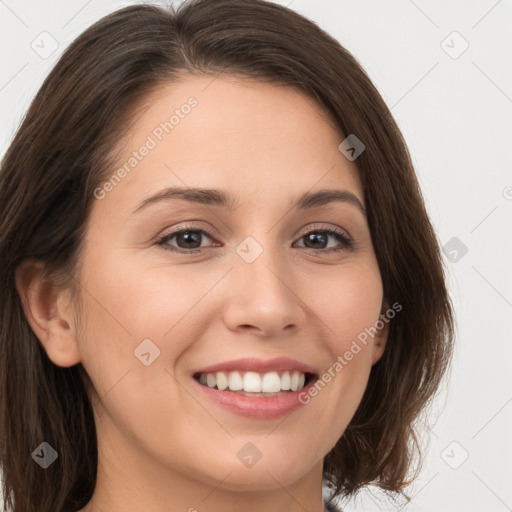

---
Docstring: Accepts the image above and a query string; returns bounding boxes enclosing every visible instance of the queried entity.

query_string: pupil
[305,232,326,249]
[179,231,201,249]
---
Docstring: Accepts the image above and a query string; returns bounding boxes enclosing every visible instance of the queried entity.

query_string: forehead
[96,74,363,216]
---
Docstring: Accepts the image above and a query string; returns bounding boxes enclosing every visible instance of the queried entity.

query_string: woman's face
[73,75,387,493]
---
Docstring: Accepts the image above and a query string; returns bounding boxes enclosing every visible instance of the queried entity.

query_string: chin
[191,450,316,492]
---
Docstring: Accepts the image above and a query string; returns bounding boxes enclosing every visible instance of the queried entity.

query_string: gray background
[1,1,511,511]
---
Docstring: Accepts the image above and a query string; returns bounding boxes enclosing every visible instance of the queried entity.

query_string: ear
[15,259,82,368]
[371,300,391,366]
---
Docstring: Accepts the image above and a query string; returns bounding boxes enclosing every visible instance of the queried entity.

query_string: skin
[17,75,388,512]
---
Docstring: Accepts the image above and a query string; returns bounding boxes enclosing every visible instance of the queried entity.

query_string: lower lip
[193,377,316,419]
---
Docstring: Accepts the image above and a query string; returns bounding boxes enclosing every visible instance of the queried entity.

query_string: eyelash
[156,223,353,254]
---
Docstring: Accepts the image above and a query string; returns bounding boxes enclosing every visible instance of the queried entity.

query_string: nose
[221,244,307,338]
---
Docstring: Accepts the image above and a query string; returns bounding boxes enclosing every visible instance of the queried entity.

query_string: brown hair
[0,1,454,511]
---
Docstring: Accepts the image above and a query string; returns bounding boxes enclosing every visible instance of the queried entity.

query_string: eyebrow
[132,186,366,217]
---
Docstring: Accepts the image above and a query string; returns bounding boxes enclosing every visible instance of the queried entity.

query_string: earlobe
[15,259,82,368]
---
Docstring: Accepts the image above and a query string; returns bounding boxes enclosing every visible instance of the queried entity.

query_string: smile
[191,357,320,418]
[194,370,311,396]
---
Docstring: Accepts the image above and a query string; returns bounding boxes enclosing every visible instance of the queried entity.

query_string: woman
[0,1,454,511]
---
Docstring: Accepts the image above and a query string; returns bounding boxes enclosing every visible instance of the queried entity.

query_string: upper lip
[192,357,318,376]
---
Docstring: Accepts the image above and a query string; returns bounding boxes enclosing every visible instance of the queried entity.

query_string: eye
[156,224,217,253]
[294,225,352,253]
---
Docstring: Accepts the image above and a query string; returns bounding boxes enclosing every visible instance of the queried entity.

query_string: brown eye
[157,226,217,253]
[295,228,352,252]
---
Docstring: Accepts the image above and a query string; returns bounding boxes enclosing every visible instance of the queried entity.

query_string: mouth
[190,357,320,418]
[193,370,318,397]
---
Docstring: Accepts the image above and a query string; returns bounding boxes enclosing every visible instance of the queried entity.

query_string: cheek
[296,260,383,430]
[76,244,209,343]
[73,257,201,446]
[73,246,226,408]
[306,259,383,347]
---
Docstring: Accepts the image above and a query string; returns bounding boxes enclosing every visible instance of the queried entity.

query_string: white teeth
[261,371,281,393]
[228,371,243,391]
[206,373,216,388]
[290,372,300,391]
[243,371,262,392]
[281,371,291,390]
[197,370,308,393]
[216,371,229,390]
